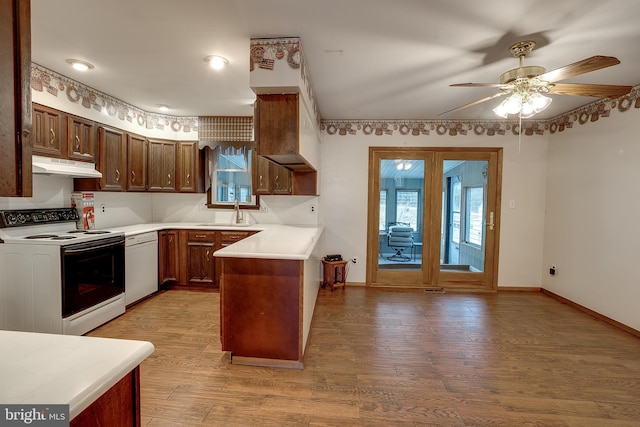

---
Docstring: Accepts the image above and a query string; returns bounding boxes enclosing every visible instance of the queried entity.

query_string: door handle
[488,212,495,231]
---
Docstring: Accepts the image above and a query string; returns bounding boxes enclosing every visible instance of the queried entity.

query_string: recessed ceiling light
[204,55,229,70]
[157,104,170,112]
[66,59,94,72]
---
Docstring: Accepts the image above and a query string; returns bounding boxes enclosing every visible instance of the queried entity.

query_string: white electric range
[0,208,126,335]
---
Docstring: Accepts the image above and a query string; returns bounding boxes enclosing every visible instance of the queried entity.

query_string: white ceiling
[30,0,640,121]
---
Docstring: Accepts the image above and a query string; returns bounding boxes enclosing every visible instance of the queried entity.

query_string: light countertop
[0,331,154,419]
[108,223,323,260]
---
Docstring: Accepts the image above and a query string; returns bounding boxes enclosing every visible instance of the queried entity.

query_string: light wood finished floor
[87,288,640,426]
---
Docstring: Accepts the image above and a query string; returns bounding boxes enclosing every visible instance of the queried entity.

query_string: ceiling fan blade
[549,82,632,98]
[439,92,507,116]
[538,56,621,82]
[450,82,508,88]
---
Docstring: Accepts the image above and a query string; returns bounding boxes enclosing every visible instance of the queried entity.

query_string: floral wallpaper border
[31,63,198,133]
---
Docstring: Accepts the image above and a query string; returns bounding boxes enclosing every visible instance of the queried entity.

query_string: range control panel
[0,208,80,228]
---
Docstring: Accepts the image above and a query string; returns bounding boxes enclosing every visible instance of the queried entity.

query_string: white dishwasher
[125,231,158,306]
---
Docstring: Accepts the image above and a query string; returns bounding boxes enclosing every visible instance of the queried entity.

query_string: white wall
[543,109,640,331]
[319,131,549,287]
[0,175,74,210]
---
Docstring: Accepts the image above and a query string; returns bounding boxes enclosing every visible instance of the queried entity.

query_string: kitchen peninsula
[109,222,324,369]
[214,224,323,369]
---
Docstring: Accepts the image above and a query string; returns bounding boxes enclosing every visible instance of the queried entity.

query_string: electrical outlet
[310,204,316,213]
[549,264,556,276]
[100,204,106,213]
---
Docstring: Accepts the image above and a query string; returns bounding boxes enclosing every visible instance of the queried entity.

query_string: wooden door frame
[366,147,502,291]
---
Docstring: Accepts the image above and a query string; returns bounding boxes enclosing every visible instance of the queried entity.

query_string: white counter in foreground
[0,331,154,420]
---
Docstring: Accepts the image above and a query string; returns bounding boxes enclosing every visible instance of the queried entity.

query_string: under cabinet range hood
[32,155,102,178]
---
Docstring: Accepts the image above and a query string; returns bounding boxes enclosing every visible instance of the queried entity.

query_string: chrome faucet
[234,198,243,224]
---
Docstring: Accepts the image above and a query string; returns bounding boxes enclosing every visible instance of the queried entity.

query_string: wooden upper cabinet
[67,115,96,162]
[98,126,126,191]
[256,94,300,165]
[176,141,202,193]
[253,155,272,195]
[255,93,317,196]
[126,133,148,191]
[32,104,63,158]
[148,139,176,192]
[254,155,291,195]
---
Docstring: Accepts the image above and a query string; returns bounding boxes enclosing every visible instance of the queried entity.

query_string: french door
[366,147,502,291]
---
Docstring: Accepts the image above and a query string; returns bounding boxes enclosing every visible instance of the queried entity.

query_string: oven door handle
[62,238,124,254]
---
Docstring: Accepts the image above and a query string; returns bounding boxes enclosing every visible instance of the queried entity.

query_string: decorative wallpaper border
[322,86,640,137]
[250,37,322,128]
[31,63,198,133]
[33,62,640,139]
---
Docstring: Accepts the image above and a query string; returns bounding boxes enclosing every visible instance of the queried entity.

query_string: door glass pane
[440,160,487,273]
[378,159,424,270]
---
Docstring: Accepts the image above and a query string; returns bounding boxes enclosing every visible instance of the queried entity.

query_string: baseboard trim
[541,288,640,338]
[498,287,542,292]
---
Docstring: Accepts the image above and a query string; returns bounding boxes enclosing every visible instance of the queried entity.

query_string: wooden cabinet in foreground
[0,0,32,197]
[70,367,141,427]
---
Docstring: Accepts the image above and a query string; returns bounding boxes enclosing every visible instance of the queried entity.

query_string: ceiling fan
[441,40,632,118]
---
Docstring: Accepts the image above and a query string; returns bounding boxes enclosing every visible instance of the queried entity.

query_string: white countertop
[0,331,154,419]
[108,223,323,260]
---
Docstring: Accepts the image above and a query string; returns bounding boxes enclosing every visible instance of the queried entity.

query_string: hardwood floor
[87,288,640,426]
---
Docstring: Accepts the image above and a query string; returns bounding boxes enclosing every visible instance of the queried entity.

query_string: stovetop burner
[51,236,77,240]
[66,230,111,235]
[25,234,59,239]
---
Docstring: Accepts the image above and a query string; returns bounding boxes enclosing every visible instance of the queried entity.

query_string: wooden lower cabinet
[185,231,216,286]
[70,367,141,427]
[158,230,179,284]
[158,229,256,289]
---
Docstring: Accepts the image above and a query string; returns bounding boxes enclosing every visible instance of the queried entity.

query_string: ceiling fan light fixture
[493,92,551,118]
